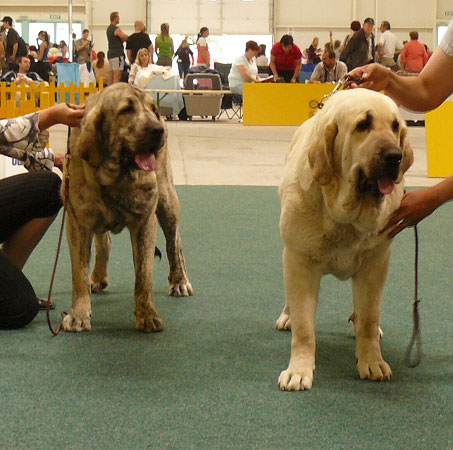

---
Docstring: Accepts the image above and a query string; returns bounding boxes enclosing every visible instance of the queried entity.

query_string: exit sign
[50,14,61,19]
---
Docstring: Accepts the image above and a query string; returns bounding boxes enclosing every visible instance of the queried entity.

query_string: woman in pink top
[400,31,428,72]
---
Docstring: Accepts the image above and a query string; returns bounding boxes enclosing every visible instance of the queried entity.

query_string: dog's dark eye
[119,104,134,114]
[355,113,373,132]
[392,119,399,133]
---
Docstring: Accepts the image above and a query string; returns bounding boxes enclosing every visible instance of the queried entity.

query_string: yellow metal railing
[0,78,104,118]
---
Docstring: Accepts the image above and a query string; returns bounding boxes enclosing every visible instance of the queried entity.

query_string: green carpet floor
[1,186,452,449]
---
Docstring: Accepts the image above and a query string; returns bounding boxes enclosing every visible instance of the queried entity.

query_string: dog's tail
[154,246,162,260]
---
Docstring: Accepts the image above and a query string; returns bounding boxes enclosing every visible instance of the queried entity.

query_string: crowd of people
[0,12,436,93]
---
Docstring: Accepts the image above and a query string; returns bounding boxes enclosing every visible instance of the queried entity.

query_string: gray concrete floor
[50,118,443,187]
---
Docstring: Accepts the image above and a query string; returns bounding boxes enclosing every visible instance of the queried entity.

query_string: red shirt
[271,42,302,71]
[400,40,428,73]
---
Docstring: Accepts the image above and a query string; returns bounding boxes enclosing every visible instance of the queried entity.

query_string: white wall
[1,0,449,55]
[275,0,441,54]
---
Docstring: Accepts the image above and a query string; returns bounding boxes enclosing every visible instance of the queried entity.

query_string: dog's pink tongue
[378,177,395,195]
[135,153,156,172]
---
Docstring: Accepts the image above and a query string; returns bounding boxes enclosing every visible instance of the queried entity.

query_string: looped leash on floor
[404,225,422,367]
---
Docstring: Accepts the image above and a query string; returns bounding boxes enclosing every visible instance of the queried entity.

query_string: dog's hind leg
[129,215,164,333]
[155,169,193,297]
[90,232,111,293]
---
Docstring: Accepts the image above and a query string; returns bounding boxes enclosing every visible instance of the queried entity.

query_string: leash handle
[404,225,422,367]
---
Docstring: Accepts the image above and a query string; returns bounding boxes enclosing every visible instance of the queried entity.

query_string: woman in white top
[128,48,151,84]
[228,40,260,95]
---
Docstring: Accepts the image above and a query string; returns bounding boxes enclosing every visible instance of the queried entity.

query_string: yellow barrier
[425,101,453,178]
[242,83,335,126]
[0,78,104,118]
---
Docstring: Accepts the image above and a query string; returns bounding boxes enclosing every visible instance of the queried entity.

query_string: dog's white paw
[278,368,314,391]
[275,311,291,331]
[62,309,92,332]
[169,280,193,297]
[357,358,392,381]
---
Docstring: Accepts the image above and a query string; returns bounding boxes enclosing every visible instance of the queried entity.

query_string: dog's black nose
[382,147,402,168]
[146,125,164,142]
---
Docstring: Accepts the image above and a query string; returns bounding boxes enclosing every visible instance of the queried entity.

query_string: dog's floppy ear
[397,124,414,181]
[77,104,105,168]
[308,120,338,185]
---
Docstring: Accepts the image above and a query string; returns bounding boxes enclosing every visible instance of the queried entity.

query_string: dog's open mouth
[357,169,397,196]
[135,152,157,172]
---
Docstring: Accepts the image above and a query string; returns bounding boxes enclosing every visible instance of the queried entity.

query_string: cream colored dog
[62,83,193,333]
[276,89,413,390]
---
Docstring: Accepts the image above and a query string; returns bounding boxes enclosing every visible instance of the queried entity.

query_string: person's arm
[114,27,128,42]
[127,49,133,65]
[128,63,137,84]
[170,38,174,56]
[291,59,302,83]
[381,177,453,238]
[76,40,88,52]
[348,47,453,111]
[154,37,159,55]
[38,103,85,131]
[10,42,18,61]
[400,45,407,64]
[309,65,321,83]
[237,64,256,82]
[189,48,194,65]
[269,54,279,80]
[148,44,154,63]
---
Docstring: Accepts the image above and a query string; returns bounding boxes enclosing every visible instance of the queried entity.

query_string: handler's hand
[38,103,85,131]
[347,63,391,91]
[379,189,438,238]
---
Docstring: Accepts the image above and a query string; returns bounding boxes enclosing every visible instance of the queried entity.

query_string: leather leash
[46,121,72,336]
[404,224,422,367]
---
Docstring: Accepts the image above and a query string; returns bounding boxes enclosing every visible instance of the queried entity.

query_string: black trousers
[0,172,62,329]
[277,69,297,83]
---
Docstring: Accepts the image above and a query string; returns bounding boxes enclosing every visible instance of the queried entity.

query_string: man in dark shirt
[106,11,128,84]
[340,17,376,70]
[126,20,153,65]
[2,16,27,71]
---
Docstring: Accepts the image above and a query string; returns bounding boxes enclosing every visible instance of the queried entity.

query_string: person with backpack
[1,16,27,72]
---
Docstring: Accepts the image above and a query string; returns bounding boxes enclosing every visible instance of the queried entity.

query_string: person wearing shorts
[106,11,128,84]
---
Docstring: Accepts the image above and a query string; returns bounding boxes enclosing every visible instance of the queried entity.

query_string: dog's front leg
[63,213,93,332]
[278,248,321,391]
[352,246,392,381]
[156,181,193,297]
[129,215,164,332]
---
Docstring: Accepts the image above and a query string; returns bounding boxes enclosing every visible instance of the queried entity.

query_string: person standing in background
[126,21,153,65]
[196,27,210,67]
[2,16,27,72]
[340,17,376,70]
[107,11,128,84]
[269,34,302,83]
[155,23,174,67]
[400,31,429,73]
[75,29,93,71]
[174,39,194,80]
[377,21,402,69]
